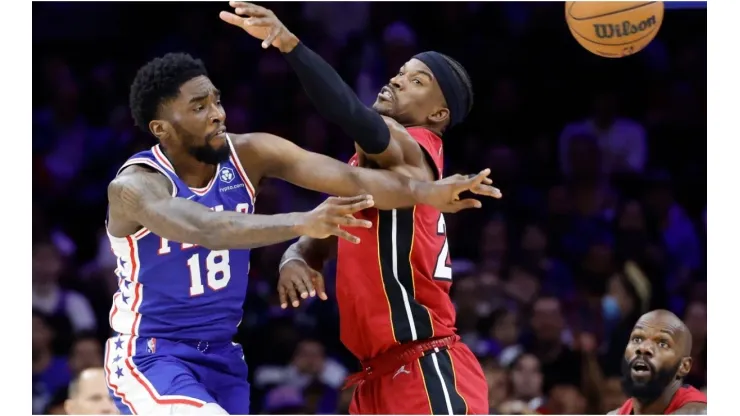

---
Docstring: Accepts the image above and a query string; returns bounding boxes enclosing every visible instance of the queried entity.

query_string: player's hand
[219,1,298,52]
[296,195,374,243]
[419,168,502,213]
[278,259,328,309]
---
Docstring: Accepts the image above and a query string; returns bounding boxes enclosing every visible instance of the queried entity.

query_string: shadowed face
[621,311,692,404]
[372,58,449,130]
[510,353,543,400]
[151,75,229,165]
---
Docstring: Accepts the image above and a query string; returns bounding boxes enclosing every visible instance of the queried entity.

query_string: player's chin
[372,99,394,116]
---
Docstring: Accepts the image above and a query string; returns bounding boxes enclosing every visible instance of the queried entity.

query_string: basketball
[565,1,664,58]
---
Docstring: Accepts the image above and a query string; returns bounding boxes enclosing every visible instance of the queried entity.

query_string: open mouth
[378,86,394,101]
[631,360,651,375]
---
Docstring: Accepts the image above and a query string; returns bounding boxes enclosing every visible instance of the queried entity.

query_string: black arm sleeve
[283,42,391,155]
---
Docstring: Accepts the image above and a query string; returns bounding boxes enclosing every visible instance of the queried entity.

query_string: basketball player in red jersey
[612,310,706,415]
[221,3,492,414]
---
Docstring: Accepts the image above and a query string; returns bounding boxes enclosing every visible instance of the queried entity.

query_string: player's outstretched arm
[236,133,501,212]
[220,3,402,161]
[107,165,374,249]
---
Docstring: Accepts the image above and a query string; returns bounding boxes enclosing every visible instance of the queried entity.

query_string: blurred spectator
[482,359,510,412]
[262,385,308,415]
[33,310,72,415]
[32,241,97,352]
[544,383,587,414]
[63,368,118,415]
[255,338,347,395]
[507,353,545,413]
[560,91,648,176]
[600,376,628,414]
[517,221,575,301]
[600,262,652,377]
[68,332,104,377]
[525,297,583,393]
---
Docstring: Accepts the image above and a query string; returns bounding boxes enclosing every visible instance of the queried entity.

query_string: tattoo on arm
[108,167,304,250]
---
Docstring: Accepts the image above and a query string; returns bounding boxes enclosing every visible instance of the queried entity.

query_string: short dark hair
[129,52,208,133]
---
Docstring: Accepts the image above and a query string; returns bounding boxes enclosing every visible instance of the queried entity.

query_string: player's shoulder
[110,164,168,188]
[108,164,173,202]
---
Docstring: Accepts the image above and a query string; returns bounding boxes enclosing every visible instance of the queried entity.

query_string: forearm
[282,42,390,154]
[143,200,305,250]
[283,235,336,270]
[110,169,308,250]
[345,169,427,210]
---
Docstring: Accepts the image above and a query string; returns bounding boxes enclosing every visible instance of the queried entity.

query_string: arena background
[32,2,707,414]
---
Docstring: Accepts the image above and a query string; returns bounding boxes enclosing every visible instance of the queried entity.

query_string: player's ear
[677,356,692,379]
[149,120,170,141]
[428,107,449,125]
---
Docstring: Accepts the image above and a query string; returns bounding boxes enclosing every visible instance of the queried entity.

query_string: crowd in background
[32,2,707,414]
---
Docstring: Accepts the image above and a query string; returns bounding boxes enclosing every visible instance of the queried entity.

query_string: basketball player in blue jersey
[104,53,501,415]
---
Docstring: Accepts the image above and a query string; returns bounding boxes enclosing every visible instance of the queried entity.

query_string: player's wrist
[278,257,308,272]
[410,180,435,206]
[278,33,300,53]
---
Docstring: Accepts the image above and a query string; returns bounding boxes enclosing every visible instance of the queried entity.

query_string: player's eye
[658,341,670,349]
[413,79,422,85]
[631,336,643,343]
[216,100,222,106]
[194,105,204,112]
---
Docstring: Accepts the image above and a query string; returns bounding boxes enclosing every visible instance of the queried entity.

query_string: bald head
[621,309,695,404]
[635,309,692,356]
[65,368,118,415]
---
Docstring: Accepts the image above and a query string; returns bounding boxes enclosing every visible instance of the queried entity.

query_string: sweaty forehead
[179,75,217,99]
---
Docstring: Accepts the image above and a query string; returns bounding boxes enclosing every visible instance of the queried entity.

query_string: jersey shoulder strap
[116,147,178,197]
[406,127,444,179]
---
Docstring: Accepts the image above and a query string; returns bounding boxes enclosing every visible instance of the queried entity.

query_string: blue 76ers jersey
[107,135,255,342]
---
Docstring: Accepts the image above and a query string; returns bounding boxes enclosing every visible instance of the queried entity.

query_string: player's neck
[160,146,218,189]
[632,380,682,415]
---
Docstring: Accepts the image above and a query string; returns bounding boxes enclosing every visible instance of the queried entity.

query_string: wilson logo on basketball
[593,15,657,39]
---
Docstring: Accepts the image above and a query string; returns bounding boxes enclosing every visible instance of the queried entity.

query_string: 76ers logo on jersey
[220,167,235,183]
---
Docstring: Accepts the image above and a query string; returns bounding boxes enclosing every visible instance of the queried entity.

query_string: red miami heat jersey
[616,385,707,414]
[336,127,457,361]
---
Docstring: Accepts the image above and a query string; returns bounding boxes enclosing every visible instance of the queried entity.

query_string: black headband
[412,51,470,128]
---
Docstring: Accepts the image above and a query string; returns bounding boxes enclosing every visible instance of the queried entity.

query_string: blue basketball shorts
[104,334,250,415]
